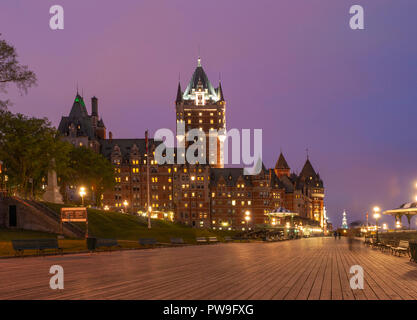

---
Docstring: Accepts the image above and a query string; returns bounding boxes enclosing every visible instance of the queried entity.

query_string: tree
[0,109,71,197]
[60,146,115,207]
[0,34,37,109]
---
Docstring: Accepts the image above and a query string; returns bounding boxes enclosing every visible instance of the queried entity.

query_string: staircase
[10,197,85,238]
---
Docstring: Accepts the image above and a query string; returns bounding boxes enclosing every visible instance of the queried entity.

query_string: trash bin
[86,237,96,251]
[409,241,417,263]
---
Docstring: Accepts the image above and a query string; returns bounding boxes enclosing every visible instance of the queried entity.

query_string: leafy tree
[60,146,115,207]
[0,34,37,109]
[0,109,71,197]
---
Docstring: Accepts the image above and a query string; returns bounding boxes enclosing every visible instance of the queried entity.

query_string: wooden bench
[38,239,63,255]
[196,237,207,244]
[224,236,233,242]
[170,237,184,245]
[208,236,218,243]
[96,239,120,251]
[12,239,62,256]
[392,240,409,256]
[139,238,158,246]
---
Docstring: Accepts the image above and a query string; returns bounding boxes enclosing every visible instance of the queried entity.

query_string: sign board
[61,207,87,222]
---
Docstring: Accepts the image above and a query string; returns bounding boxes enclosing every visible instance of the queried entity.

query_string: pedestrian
[338,232,341,240]
[334,231,337,240]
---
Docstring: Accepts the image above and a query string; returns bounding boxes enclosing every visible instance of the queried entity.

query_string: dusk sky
[1,0,417,227]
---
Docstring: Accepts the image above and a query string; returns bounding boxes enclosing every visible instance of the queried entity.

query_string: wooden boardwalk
[0,237,416,300]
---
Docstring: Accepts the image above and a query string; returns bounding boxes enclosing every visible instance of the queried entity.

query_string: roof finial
[76,82,79,95]
[306,147,309,160]
[197,56,201,67]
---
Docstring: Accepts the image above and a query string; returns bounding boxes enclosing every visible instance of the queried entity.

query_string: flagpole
[146,130,151,229]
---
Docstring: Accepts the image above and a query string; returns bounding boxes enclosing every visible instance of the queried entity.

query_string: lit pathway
[0,237,416,300]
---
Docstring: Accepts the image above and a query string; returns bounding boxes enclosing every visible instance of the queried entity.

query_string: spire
[176,82,183,103]
[218,80,225,101]
[275,152,290,170]
[300,157,317,180]
[70,92,88,118]
[183,57,217,100]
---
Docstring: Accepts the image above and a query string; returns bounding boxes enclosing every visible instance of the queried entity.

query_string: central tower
[175,58,226,168]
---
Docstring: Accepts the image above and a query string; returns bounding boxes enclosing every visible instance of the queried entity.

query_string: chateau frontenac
[58,58,326,231]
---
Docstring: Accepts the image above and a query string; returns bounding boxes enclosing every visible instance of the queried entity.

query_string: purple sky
[1,0,417,227]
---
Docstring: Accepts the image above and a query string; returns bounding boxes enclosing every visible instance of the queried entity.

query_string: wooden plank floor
[0,237,416,300]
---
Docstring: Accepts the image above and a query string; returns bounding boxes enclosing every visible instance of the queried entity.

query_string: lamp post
[79,187,86,206]
[373,206,381,242]
[245,210,251,236]
[123,200,129,214]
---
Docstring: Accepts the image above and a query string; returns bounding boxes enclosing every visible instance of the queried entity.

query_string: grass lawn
[43,203,237,243]
[0,202,238,257]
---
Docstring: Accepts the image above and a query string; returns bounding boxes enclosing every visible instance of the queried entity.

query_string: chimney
[109,131,113,141]
[91,96,98,116]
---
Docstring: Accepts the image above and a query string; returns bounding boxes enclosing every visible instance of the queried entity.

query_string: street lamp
[79,187,86,206]
[373,206,381,242]
[245,210,251,234]
[123,200,129,213]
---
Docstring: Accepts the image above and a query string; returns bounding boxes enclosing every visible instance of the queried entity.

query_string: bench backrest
[196,237,207,242]
[96,238,118,247]
[139,238,158,245]
[170,237,184,244]
[208,237,218,242]
[38,239,59,249]
[11,239,40,251]
[399,240,409,248]
[224,236,232,241]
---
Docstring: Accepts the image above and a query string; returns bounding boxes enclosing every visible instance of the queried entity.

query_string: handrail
[9,197,84,237]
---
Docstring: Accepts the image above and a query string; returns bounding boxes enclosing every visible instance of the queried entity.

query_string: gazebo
[383,202,417,229]
[265,207,299,227]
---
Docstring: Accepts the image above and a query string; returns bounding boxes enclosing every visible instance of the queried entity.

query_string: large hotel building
[58,58,326,231]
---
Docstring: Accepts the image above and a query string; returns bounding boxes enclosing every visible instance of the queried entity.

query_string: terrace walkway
[0,237,416,300]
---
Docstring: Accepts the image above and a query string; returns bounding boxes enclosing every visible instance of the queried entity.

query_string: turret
[274,152,290,178]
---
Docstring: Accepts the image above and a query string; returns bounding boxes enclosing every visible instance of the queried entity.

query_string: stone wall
[0,198,80,237]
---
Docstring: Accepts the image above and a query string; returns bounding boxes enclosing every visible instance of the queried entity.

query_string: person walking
[334,231,338,240]
[338,231,341,240]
